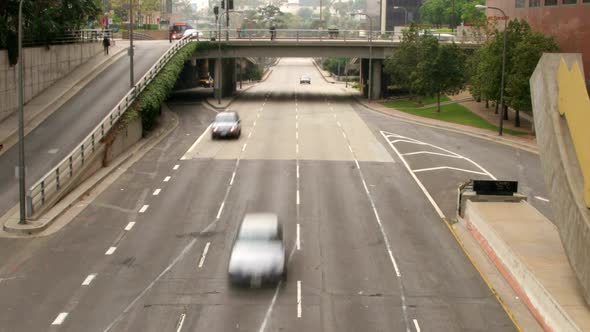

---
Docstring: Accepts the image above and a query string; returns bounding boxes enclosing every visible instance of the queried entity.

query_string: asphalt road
[0,41,171,217]
[0,58,551,331]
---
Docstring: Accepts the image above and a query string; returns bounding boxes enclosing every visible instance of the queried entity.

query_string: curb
[312,59,337,84]
[0,47,128,157]
[355,98,539,155]
[1,108,179,236]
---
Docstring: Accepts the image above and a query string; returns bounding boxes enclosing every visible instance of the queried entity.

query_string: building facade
[385,0,423,30]
[487,0,590,81]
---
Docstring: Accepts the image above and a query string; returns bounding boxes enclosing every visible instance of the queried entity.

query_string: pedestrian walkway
[0,41,126,156]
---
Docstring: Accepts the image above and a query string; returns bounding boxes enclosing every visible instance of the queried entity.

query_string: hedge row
[133,41,217,132]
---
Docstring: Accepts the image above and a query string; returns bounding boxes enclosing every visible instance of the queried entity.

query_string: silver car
[228,213,287,287]
[212,111,241,139]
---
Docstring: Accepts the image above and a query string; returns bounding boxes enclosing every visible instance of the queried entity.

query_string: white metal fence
[26,35,193,218]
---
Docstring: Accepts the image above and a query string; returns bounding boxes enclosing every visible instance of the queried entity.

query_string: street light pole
[17,0,26,223]
[129,0,135,88]
[351,12,373,101]
[217,10,242,105]
[476,4,508,136]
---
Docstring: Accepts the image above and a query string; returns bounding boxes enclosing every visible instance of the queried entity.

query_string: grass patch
[390,103,528,135]
[383,95,450,109]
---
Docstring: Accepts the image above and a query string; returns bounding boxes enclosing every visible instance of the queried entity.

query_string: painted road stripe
[348,145,353,153]
[403,151,462,158]
[242,144,247,152]
[337,121,342,127]
[413,319,421,332]
[230,172,236,186]
[535,196,550,202]
[153,189,161,196]
[296,144,299,154]
[296,132,298,140]
[51,312,68,325]
[296,224,300,250]
[258,281,281,332]
[105,247,117,255]
[216,202,225,219]
[296,164,299,179]
[342,131,347,139]
[82,274,97,286]
[176,313,186,332]
[198,242,211,268]
[139,205,149,213]
[164,176,171,182]
[296,190,300,205]
[173,164,180,170]
[124,222,136,231]
[181,124,212,160]
[412,166,488,176]
[297,280,302,318]
[354,159,360,170]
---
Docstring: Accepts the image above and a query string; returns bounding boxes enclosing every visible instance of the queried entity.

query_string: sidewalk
[0,42,127,156]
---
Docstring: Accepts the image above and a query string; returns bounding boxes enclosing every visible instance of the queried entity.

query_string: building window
[530,0,541,6]
[516,0,526,7]
[545,0,557,5]
[562,0,577,4]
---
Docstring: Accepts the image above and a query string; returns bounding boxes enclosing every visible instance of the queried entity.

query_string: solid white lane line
[152,189,161,196]
[198,242,211,268]
[105,247,117,255]
[164,176,171,182]
[296,224,300,250]
[413,319,421,332]
[258,281,282,332]
[139,205,149,213]
[354,159,360,170]
[216,202,225,220]
[124,222,136,231]
[103,239,197,332]
[51,312,68,325]
[348,146,353,153]
[229,172,236,185]
[296,190,300,205]
[535,196,550,202]
[412,166,488,176]
[297,280,302,318]
[403,151,462,158]
[182,124,212,159]
[176,313,186,332]
[342,131,347,139]
[173,164,180,170]
[82,274,97,286]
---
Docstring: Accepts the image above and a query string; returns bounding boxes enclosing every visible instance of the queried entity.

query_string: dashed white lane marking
[51,312,68,325]
[296,144,299,154]
[176,313,186,332]
[216,202,225,220]
[164,176,171,182]
[296,190,300,205]
[412,166,488,176]
[103,239,197,332]
[229,172,236,185]
[81,274,97,286]
[152,189,161,196]
[105,247,117,255]
[296,224,301,250]
[173,164,180,170]
[296,132,298,140]
[139,205,149,213]
[413,319,421,332]
[242,143,247,152]
[124,222,136,231]
[296,164,300,179]
[297,280,302,318]
[248,132,252,139]
[535,196,550,202]
[198,242,211,268]
[336,121,342,127]
[181,124,212,160]
[295,122,298,129]
[342,131,347,139]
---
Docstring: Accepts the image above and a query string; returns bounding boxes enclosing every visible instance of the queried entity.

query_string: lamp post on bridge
[476,4,508,136]
[350,12,373,102]
[17,0,27,224]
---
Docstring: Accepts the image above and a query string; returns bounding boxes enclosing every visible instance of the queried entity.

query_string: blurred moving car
[183,28,203,38]
[212,111,241,139]
[228,213,287,287]
[300,76,311,84]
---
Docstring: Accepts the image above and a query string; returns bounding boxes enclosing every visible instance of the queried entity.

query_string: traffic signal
[221,0,225,9]
[214,5,219,15]
[228,0,234,9]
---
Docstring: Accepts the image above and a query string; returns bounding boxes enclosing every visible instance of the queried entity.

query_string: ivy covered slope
[132,41,216,132]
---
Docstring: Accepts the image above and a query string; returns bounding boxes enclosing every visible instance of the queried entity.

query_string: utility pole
[17,0,26,223]
[129,0,135,88]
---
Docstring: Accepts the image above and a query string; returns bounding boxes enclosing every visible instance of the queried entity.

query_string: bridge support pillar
[215,58,237,99]
[360,58,383,100]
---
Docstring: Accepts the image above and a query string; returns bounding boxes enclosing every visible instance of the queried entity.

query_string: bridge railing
[25,35,193,218]
[191,29,471,43]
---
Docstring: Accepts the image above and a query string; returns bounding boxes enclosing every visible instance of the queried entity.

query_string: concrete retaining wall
[0,42,103,122]
[530,53,590,305]
[105,115,143,165]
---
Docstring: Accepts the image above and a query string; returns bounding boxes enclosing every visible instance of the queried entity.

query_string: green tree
[384,23,420,96]
[432,43,467,110]
[420,0,485,27]
[505,31,558,126]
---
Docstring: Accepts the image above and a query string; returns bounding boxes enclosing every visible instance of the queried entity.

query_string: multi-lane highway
[0,58,550,331]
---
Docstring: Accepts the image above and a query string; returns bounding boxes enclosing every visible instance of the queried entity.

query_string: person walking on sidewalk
[102,36,111,55]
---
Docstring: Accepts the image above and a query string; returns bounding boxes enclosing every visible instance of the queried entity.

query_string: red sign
[102,17,107,25]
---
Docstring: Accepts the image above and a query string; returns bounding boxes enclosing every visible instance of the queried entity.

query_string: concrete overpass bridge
[186,29,480,99]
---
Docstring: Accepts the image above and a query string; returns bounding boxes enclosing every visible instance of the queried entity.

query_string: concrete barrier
[0,42,102,122]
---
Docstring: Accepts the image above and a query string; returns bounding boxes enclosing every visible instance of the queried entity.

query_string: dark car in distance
[228,213,287,287]
[299,76,311,84]
[212,111,241,139]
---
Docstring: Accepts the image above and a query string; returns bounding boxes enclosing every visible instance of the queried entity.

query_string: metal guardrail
[18,29,114,48]
[25,35,193,217]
